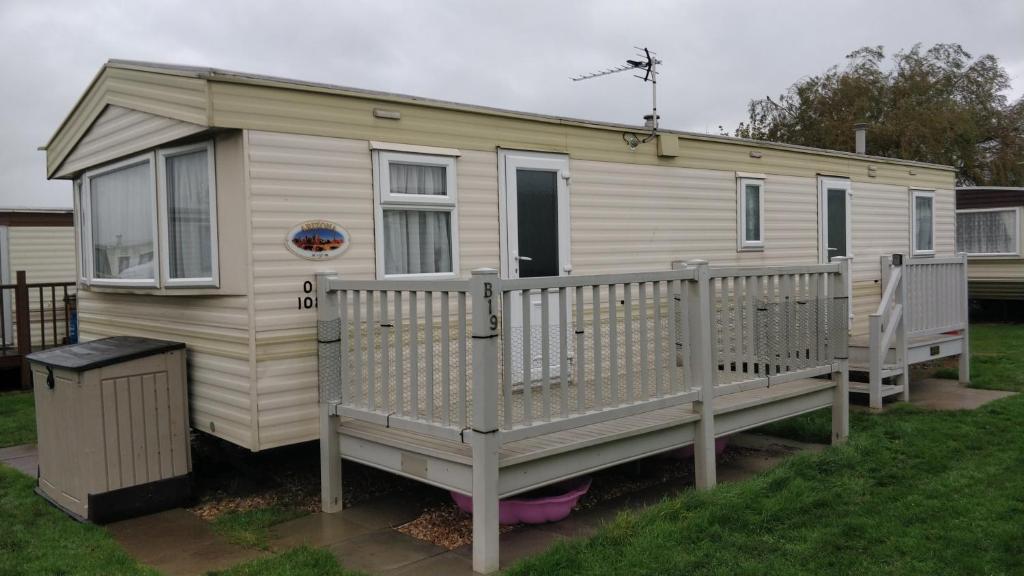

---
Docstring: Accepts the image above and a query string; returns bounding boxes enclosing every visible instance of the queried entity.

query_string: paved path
[908,378,1015,410]
[0,443,38,476]
[107,509,266,576]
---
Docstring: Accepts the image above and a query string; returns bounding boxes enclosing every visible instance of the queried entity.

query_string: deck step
[848,364,904,379]
[848,382,905,397]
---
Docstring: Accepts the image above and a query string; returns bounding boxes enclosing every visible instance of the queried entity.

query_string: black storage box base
[37,474,193,524]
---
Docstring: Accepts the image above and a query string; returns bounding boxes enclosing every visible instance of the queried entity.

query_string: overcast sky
[1,0,1021,209]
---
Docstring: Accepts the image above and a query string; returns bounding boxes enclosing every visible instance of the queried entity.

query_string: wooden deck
[334,376,836,498]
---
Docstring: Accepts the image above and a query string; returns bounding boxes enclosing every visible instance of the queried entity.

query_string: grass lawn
[211,506,309,550]
[0,465,158,575]
[0,391,35,448]
[507,323,1024,575]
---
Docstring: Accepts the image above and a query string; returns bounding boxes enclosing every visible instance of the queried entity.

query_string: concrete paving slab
[452,526,566,569]
[337,495,425,529]
[107,508,264,576]
[0,443,38,476]
[909,378,1015,411]
[329,528,446,573]
[385,551,473,576]
[269,511,378,551]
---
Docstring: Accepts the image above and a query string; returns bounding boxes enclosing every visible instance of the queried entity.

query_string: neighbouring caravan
[44,60,959,451]
[956,187,1024,303]
[0,209,76,353]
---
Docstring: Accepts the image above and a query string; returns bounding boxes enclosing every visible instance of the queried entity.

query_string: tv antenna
[572,47,661,149]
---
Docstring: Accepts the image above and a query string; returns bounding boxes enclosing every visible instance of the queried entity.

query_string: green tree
[735,44,1024,186]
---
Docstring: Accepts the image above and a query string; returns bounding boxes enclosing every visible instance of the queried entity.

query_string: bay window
[956,208,1020,256]
[373,151,458,278]
[78,141,218,287]
[911,189,935,256]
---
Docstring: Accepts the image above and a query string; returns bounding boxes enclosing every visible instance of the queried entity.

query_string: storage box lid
[26,336,185,372]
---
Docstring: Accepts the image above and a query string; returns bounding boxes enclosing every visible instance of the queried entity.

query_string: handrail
[871,265,902,320]
[501,268,695,290]
[708,262,841,277]
[878,303,902,354]
[0,281,76,290]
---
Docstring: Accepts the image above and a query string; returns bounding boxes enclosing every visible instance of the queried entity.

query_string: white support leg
[693,404,717,488]
[469,268,501,574]
[471,431,500,574]
[320,404,342,513]
[831,360,849,444]
[682,259,716,489]
[959,252,971,384]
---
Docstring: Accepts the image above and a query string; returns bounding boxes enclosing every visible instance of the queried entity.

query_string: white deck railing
[316,259,850,443]
[865,253,969,408]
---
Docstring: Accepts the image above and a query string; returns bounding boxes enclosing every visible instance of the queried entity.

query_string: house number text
[297,280,318,310]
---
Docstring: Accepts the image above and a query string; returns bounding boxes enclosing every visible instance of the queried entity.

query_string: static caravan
[0,209,76,363]
[956,187,1024,303]
[44,60,965,452]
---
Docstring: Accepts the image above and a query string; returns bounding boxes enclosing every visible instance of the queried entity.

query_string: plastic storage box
[27,336,191,523]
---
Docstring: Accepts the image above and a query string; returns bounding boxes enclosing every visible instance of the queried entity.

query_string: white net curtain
[957,210,1017,254]
[89,161,155,280]
[383,162,453,275]
[165,150,213,280]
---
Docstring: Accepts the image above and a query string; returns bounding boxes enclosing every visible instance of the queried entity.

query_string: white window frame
[157,141,219,287]
[956,207,1021,257]
[74,178,89,286]
[373,150,460,279]
[911,189,936,257]
[80,152,160,288]
[737,177,765,250]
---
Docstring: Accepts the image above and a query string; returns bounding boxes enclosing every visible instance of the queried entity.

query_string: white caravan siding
[57,105,207,179]
[246,130,499,448]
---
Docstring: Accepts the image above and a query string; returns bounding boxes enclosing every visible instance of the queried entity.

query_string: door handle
[516,255,533,262]
[828,247,838,252]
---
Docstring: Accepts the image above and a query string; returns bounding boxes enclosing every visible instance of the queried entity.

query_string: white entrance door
[819,177,854,323]
[500,150,571,383]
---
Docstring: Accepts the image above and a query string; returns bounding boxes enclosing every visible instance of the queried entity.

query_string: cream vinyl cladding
[245,131,954,447]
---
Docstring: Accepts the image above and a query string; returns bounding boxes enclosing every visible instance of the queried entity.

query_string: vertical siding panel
[128,375,148,484]
[155,372,174,478]
[114,377,134,487]
[141,374,161,481]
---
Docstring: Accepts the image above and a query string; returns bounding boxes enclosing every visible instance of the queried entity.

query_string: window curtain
[957,211,1015,254]
[744,184,761,241]
[89,161,154,279]
[915,196,934,251]
[384,210,452,274]
[390,162,446,196]
[166,150,212,279]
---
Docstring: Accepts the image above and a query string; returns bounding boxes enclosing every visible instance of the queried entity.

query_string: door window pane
[89,161,155,280]
[744,183,761,242]
[915,195,934,252]
[383,210,452,275]
[516,169,559,278]
[166,150,213,279]
[827,188,847,258]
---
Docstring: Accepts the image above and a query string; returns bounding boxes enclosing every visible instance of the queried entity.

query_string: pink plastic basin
[451,476,592,525]
[666,437,730,459]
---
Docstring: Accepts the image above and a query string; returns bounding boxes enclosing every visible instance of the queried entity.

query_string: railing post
[316,272,343,514]
[470,268,500,574]
[831,257,851,441]
[958,252,970,384]
[685,259,716,490]
[894,256,909,402]
[14,271,30,390]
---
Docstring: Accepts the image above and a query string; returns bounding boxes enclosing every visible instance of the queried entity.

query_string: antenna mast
[572,47,661,147]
